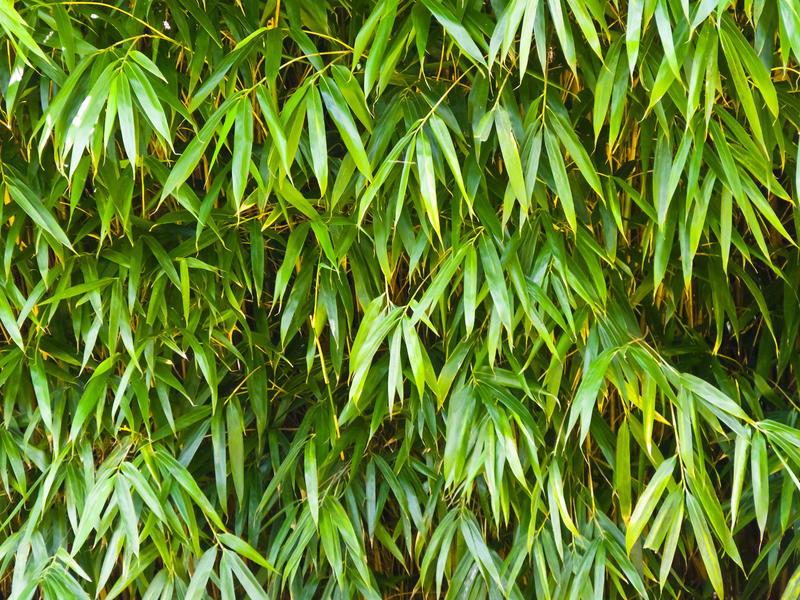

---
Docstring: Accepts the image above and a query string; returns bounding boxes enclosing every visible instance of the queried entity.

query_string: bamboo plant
[1,0,800,597]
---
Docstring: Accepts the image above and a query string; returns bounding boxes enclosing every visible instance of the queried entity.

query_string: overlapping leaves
[1,0,800,598]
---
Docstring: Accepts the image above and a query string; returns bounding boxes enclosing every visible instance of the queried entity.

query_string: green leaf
[29,354,51,431]
[654,0,680,77]
[126,62,173,148]
[478,235,512,331]
[255,85,290,177]
[232,98,254,206]
[0,285,23,350]
[730,431,751,529]
[69,356,114,440]
[752,432,769,536]
[616,419,631,520]
[681,374,748,420]
[352,0,388,68]
[720,14,778,117]
[211,410,227,509]
[114,475,139,556]
[653,135,673,228]
[548,0,577,71]
[180,259,191,323]
[305,87,328,195]
[464,244,477,334]
[782,563,800,600]
[304,439,319,525]
[348,299,402,406]
[686,492,724,599]
[593,40,622,140]
[227,401,245,504]
[415,132,440,236]
[185,546,217,600]
[626,0,643,72]
[419,0,486,65]
[72,475,114,553]
[625,456,676,554]
[548,108,603,197]
[156,449,225,530]
[249,220,265,303]
[319,77,372,179]
[564,0,601,57]
[567,348,616,443]
[121,463,167,523]
[6,179,74,251]
[720,188,732,273]
[460,513,503,590]
[659,497,683,587]
[161,97,236,201]
[549,462,580,538]
[429,114,469,205]
[544,129,576,230]
[227,552,270,600]
[273,222,309,305]
[0,0,50,62]
[410,245,466,325]
[387,326,403,414]
[116,75,137,165]
[189,28,268,110]
[217,533,275,571]
[495,107,528,209]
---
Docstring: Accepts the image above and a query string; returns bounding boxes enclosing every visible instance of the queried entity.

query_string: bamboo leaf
[419,0,486,65]
[304,439,319,525]
[625,456,677,554]
[686,492,724,599]
[544,129,576,230]
[567,348,616,443]
[752,432,769,536]
[6,179,74,251]
[319,77,372,179]
[161,98,236,201]
[185,547,217,600]
[478,235,512,331]
[495,107,528,209]
[416,131,440,236]
[156,450,225,530]
[306,87,328,195]
[232,98,254,206]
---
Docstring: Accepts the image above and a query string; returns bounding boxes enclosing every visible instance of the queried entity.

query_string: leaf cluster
[1,0,800,598]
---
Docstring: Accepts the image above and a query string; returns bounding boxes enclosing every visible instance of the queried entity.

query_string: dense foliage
[2,0,800,597]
